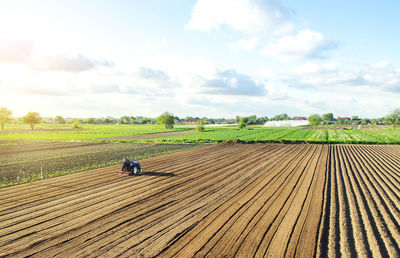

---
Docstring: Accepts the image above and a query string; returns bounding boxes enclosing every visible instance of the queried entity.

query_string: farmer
[122,157,131,171]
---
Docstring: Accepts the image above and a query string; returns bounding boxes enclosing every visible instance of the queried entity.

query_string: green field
[1,124,400,144]
[147,126,400,144]
[0,124,192,141]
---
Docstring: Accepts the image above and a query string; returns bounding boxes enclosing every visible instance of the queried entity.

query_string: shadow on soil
[140,171,176,177]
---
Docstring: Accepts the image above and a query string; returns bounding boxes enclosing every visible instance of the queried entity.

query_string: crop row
[147,127,400,144]
[0,124,191,141]
[0,141,199,187]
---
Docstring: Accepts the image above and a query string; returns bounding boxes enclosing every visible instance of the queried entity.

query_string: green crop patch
[0,124,191,141]
[143,126,400,144]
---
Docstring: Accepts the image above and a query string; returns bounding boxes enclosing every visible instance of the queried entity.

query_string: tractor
[120,157,143,176]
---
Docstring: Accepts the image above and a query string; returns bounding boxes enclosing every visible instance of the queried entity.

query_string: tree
[386,108,400,129]
[55,115,66,124]
[308,114,322,129]
[246,115,258,125]
[72,119,81,128]
[157,112,175,129]
[120,116,130,124]
[238,117,247,129]
[44,118,53,124]
[174,116,181,123]
[258,116,269,124]
[351,115,361,125]
[84,117,96,124]
[322,113,334,123]
[140,117,152,124]
[361,118,371,125]
[102,116,117,124]
[23,112,41,130]
[196,119,205,132]
[0,106,12,130]
[273,113,291,121]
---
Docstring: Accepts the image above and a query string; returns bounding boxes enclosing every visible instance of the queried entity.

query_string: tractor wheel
[133,166,138,175]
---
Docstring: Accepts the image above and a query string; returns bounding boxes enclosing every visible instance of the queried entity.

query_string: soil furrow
[1,144,400,257]
[339,145,380,256]
[159,145,311,257]
[0,145,263,256]
[345,145,400,255]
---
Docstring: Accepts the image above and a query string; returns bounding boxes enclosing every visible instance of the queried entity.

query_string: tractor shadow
[140,171,176,177]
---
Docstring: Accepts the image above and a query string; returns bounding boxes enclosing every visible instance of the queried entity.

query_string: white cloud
[371,60,390,70]
[0,39,34,63]
[270,60,400,93]
[30,53,114,72]
[292,62,339,74]
[185,0,294,35]
[136,67,171,81]
[0,38,114,72]
[261,29,337,60]
[191,69,267,96]
[231,37,260,51]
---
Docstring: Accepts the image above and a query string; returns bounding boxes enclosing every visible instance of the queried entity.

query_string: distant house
[181,117,198,125]
[293,116,307,120]
[337,117,351,121]
[182,121,197,125]
[264,120,310,127]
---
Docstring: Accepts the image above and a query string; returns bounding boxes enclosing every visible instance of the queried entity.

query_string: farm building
[264,120,310,127]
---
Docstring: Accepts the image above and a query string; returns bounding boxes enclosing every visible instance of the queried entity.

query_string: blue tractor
[121,157,143,175]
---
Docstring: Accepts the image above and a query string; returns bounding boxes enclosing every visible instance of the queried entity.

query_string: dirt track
[0,144,399,257]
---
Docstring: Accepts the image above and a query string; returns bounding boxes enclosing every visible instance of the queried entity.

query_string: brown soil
[0,144,399,257]
[317,145,400,257]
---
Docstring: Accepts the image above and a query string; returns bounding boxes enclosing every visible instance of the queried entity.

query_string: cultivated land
[149,126,400,144]
[1,144,399,257]
[1,124,400,144]
[0,140,198,186]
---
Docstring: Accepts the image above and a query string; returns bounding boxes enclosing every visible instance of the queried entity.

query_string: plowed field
[0,144,399,257]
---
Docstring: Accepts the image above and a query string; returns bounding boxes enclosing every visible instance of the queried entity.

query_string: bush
[72,119,81,129]
[308,114,322,129]
[238,118,247,129]
[157,112,175,129]
[196,119,205,132]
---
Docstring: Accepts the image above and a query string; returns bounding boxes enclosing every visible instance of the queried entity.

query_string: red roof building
[293,116,307,120]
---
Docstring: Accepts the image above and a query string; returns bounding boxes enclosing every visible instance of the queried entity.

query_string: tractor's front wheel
[133,166,138,175]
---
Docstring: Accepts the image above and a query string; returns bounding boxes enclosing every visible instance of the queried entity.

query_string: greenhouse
[264,120,310,127]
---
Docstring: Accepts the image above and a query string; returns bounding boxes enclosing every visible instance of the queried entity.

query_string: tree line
[307,109,400,129]
[0,106,399,130]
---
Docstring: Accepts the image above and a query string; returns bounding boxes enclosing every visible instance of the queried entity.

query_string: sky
[0,0,399,119]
